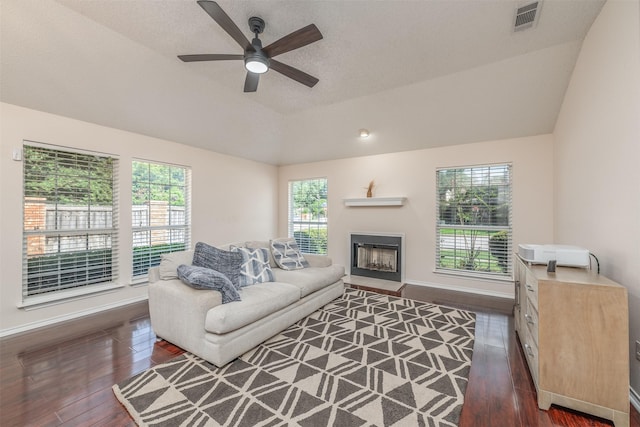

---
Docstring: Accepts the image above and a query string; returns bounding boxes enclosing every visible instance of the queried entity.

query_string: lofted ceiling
[1,0,605,165]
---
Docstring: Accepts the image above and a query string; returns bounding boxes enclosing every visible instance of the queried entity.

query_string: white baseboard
[631,387,640,413]
[404,279,513,299]
[0,295,148,338]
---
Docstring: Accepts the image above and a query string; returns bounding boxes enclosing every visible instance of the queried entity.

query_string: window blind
[288,178,328,254]
[435,164,512,277]
[132,160,191,277]
[22,142,119,297]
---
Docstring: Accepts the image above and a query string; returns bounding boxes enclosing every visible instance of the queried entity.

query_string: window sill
[130,275,149,286]
[18,283,126,310]
[434,269,513,284]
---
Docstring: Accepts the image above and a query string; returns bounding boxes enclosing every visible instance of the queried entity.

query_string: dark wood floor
[1,296,638,427]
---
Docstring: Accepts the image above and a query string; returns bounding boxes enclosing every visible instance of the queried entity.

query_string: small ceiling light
[359,129,370,138]
[245,52,269,74]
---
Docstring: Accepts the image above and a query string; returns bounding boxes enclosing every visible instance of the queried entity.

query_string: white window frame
[288,178,328,255]
[435,163,512,279]
[131,159,191,281]
[22,141,119,304]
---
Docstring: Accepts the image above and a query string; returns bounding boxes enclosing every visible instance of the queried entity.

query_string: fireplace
[350,233,403,282]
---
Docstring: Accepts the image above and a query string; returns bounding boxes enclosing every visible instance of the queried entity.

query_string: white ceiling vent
[514,1,542,32]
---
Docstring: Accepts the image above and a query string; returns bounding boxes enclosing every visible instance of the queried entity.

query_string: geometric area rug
[113,288,476,427]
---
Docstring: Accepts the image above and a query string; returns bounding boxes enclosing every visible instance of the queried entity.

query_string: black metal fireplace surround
[350,234,402,282]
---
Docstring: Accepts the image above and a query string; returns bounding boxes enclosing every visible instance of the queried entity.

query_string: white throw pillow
[270,238,310,270]
[245,240,277,268]
[231,246,275,286]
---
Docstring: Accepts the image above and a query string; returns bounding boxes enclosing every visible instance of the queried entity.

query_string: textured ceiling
[1,0,605,165]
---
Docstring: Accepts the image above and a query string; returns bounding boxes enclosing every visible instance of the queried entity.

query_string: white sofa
[148,244,345,367]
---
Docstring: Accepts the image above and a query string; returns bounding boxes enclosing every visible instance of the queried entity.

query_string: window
[436,164,512,277]
[23,143,118,297]
[288,178,328,254]
[132,160,191,278]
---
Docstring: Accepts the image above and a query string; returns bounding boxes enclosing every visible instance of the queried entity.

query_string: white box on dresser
[514,255,630,427]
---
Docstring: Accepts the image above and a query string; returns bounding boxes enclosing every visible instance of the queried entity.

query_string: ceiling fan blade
[178,54,244,62]
[244,72,259,92]
[263,24,323,58]
[270,60,319,88]
[197,1,251,51]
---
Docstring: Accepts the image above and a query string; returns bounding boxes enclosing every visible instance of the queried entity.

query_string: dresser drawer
[522,326,539,388]
[524,269,539,310]
[524,296,539,346]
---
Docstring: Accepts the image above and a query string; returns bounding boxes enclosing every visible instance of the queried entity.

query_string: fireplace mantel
[343,197,406,207]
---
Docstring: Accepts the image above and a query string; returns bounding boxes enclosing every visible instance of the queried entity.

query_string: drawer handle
[525,314,535,325]
[526,285,534,292]
[524,343,535,357]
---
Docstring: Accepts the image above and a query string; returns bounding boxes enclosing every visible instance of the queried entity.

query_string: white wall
[280,41,580,166]
[278,135,554,297]
[0,102,278,334]
[553,0,640,396]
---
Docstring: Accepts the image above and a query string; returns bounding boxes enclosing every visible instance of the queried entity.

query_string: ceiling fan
[178,0,323,93]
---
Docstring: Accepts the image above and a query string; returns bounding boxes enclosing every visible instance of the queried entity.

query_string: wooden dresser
[514,255,630,427]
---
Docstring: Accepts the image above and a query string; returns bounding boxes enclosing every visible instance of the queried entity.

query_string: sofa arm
[148,266,160,283]
[148,279,222,348]
[304,254,333,268]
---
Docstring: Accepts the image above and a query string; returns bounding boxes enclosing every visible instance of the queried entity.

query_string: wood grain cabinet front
[513,255,630,427]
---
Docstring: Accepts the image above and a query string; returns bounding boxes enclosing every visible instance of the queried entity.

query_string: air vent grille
[514,1,541,31]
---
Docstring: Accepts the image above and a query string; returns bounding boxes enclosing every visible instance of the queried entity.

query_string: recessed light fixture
[359,129,370,138]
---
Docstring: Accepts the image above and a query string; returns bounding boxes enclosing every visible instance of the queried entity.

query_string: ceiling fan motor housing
[248,17,265,35]
[245,17,269,73]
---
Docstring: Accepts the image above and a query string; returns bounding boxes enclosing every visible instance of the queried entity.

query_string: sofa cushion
[272,264,345,298]
[192,242,242,290]
[158,250,194,280]
[177,265,241,304]
[216,242,244,252]
[205,282,300,334]
[303,253,333,268]
[270,238,310,270]
[231,246,275,287]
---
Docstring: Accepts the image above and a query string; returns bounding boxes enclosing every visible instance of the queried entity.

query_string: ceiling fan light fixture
[245,52,269,74]
[178,2,322,92]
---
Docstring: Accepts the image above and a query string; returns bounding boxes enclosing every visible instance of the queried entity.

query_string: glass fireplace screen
[355,244,398,273]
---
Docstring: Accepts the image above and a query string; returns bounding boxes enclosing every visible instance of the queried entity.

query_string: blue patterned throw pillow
[270,238,310,270]
[192,242,242,290]
[177,265,241,304]
[231,246,275,286]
